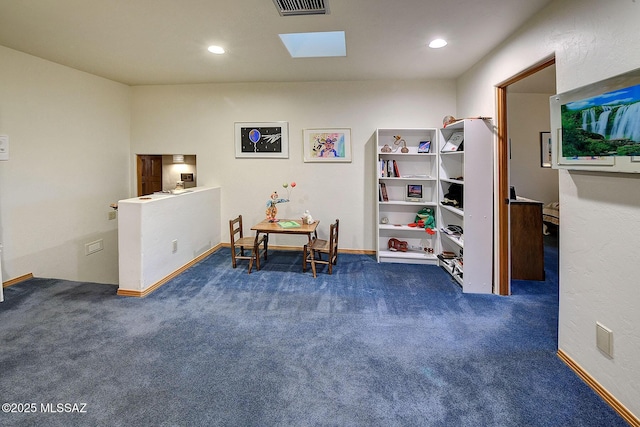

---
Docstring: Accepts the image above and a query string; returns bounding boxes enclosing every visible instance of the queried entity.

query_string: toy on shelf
[393,135,409,153]
[380,135,409,153]
[409,207,436,235]
[388,238,408,252]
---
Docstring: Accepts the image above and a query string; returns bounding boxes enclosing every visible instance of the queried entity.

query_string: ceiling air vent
[272,0,328,16]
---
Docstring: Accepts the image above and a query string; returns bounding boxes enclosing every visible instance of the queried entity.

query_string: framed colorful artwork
[549,67,640,172]
[303,128,352,162]
[235,122,289,158]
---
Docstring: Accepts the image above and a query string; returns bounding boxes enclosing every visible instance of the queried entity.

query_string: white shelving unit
[0,252,3,302]
[375,128,439,264]
[437,119,493,293]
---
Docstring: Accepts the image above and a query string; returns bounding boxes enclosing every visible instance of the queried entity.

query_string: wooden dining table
[251,219,319,263]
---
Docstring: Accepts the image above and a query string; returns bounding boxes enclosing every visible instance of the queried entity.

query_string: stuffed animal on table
[265,191,289,222]
[413,207,436,235]
[301,210,314,225]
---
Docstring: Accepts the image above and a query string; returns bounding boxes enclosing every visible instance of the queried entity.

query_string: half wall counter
[117,186,221,297]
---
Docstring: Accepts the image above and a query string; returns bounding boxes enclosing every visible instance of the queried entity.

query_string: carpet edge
[558,349,639,426]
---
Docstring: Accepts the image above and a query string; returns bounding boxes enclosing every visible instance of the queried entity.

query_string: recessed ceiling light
[429,39,447,49]
[207,45,225,54]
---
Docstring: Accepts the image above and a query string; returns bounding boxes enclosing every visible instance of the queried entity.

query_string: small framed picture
[406,184,423,202]
[418,141,431,153]
[540,131,552,168]
[303,128,352,162]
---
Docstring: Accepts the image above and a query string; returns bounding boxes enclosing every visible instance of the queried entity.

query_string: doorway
[496,56,556,295]
[136,154,198,196]
[137,155,163,196]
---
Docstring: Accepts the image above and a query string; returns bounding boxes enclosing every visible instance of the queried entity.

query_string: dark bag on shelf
[442,183,463,209]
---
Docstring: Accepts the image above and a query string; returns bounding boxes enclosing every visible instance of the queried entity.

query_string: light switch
[596,322,613,358]
[0,135,8,161]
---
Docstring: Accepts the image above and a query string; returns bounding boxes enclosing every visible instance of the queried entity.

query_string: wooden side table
[510,197,545,281]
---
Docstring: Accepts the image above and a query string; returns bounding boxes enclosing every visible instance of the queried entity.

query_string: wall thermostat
[0,135,8,161]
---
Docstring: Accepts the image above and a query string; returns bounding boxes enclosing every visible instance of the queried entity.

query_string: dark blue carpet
[0,245,626,426]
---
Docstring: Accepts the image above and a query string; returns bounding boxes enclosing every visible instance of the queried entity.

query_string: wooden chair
[229,215,267,273]
[303,219,339,278]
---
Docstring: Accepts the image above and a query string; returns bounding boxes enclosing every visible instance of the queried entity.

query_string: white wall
[130,80,456,250]
[0,46,131,284]
[508,93,559,204]
[457,0,640,417]
[118,187,220,294]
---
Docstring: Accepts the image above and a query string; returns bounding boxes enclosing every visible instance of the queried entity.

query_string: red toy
[388,238,408,252]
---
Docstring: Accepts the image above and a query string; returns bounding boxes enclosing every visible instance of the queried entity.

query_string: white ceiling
[0,0,553,86]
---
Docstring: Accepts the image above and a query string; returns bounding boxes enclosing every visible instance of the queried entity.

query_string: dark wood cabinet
[510,198,544,281]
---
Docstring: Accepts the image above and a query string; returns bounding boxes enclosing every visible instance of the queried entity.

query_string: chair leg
[253,245,261,271]
[231,248,237,268]
[310,250,317,278]
[247,254,254,274]
[328,252,336,275]
[303,244,308,272]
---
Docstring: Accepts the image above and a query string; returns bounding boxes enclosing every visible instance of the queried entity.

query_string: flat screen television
[550,67,640,172]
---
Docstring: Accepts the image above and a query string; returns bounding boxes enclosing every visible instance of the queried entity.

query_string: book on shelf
[378,159,403,178]
[379,183,389,202]
[441,131,464,152]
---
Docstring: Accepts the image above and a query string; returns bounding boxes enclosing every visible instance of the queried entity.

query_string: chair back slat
[229,215,244,244]
[329,219,339,255]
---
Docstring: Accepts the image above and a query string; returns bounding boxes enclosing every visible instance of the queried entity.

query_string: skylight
[279,31,346,58]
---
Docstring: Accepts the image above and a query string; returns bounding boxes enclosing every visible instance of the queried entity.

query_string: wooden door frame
[495,56,555,295]
[136,155,144,196]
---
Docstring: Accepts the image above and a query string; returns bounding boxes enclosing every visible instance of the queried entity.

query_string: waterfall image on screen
[561,83,640,157]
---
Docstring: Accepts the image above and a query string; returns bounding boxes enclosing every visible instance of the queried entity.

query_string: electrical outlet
[108,211,117,220]
[85,239,104,256]
[172,240,178,253]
